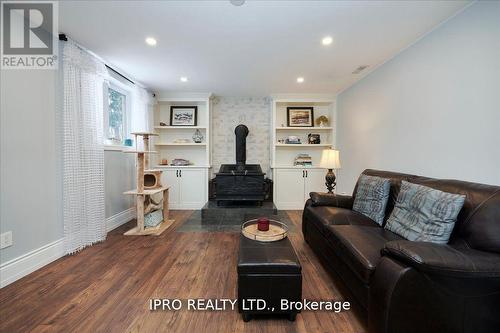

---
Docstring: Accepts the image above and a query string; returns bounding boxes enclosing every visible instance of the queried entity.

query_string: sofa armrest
[309,192,354,209]
[383,240,500,278]
[370,255,500,333]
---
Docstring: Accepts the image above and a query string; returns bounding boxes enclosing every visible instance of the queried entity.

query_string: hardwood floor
[0,210,367,333]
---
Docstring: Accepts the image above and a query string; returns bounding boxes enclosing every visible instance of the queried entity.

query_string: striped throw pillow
[385,181,465,244]
[352,175,391,225]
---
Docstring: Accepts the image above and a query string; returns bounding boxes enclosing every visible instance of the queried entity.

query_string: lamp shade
[319,149,341,169]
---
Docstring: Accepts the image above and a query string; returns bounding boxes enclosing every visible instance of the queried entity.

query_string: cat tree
[123,132,174,236]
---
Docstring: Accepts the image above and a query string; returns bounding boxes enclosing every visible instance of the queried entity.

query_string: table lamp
[319,148,341,193]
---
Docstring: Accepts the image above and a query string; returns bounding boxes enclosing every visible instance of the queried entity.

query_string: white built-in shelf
[123,150,158,154]
[271,94,336,210]
[275,143,332,147]
[155,126,207,130]
[275,127,333,130]
[123,186,170,196]
[155,165,211,169]
[155,142,207,146]
[272,165,327,169]
[130,131,158,136]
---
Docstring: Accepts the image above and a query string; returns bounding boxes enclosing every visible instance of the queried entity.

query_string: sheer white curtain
[131,85,152,133]
[62,40,108,254]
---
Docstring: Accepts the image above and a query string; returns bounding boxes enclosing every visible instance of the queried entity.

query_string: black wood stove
[215,125,266,205]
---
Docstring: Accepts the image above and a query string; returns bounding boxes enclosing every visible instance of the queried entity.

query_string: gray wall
[212,96,271,175]
[336,1,500,194]
[1,69,63,262]
[1,66,136,263]
[105,151,135,218]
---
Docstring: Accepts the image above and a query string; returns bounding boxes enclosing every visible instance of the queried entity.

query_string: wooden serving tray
[241,219,288,242]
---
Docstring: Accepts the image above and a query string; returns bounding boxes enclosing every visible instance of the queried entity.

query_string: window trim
[104,78,132,149]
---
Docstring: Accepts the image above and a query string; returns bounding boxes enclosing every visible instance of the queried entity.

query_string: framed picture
[170,106,198,126]
[287,107,314,127]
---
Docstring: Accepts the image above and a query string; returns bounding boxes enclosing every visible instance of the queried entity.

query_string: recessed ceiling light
[297,77,304,83]
[180,77,188,82]
[145,37,157,46]
[322,36,333,46]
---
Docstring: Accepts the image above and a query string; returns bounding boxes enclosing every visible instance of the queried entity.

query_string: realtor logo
[1,1,58,69]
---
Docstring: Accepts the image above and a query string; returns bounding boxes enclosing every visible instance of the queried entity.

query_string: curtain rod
[104,65,135,85]
[58,33,135,85]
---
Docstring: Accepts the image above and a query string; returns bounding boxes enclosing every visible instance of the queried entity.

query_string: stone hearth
[176,200,294,233]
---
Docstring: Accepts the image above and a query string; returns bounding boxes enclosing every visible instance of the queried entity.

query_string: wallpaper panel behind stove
[211,96,271,177]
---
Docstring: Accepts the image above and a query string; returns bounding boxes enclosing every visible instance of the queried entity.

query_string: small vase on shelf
[315,115,329,128]
[192,129,204,143]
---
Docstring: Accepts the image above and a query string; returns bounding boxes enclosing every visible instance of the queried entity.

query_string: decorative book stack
[294,153,312,166]
[285,136,301,144]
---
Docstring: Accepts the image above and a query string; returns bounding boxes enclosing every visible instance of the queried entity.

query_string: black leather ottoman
[237,234,302,321]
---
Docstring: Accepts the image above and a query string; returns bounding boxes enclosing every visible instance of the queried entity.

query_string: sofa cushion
[304,205,379,237]
[353,175,391,226]
[385,181,466,244]
[326,225,403,283]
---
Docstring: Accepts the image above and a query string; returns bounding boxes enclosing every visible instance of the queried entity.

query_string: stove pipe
[235,124,249,168]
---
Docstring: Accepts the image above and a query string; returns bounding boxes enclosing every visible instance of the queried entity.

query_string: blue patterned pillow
[385,181,465,244]
[352,175,391,225]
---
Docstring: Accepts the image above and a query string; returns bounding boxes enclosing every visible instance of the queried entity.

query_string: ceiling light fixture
[145,37,157,46]
[297,77,304,83]
[322,36,333,46]
[180,77,188,82]
[230,0,245,6]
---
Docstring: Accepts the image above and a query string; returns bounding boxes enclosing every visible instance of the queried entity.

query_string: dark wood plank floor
[0,210,367,333]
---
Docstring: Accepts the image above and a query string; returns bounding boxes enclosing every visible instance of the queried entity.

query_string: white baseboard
[0,238,65,288]
[106,207,136,232]
[0,207,136,288]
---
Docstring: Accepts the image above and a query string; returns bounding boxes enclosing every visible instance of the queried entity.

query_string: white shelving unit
[152,92,213,209]
[275,127,333,130]
[155,143,207,146]
[270,94,337,209]
[275,143,332,147]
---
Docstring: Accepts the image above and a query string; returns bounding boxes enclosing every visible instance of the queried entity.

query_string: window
[107,87,126,143]
[104,83,130,146]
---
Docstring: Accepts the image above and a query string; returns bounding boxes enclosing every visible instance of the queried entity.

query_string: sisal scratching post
[137,152,145,232]
[137,152,145,193]
[143,135,150,169]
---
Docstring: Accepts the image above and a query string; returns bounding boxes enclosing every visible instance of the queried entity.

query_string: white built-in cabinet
[152,92,213,209]
[274,168,326,209]
[270,94,337,210]
[160,168,208,209]
[303,169,326,198]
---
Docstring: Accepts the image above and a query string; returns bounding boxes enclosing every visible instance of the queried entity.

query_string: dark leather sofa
[302,169,500,333]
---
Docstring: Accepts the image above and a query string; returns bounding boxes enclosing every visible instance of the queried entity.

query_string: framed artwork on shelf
[287,107,314,127]
[170,106,198,126]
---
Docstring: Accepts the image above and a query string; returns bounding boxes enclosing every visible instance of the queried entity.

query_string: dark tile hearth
[202,200,277,218]
[176,200,294,233]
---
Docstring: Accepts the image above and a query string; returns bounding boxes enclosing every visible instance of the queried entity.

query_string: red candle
[257,217,269,231]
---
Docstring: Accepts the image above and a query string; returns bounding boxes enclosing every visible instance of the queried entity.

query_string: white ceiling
[59,0,470,96]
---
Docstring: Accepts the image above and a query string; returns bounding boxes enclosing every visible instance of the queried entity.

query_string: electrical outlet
[0,231,13,249]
